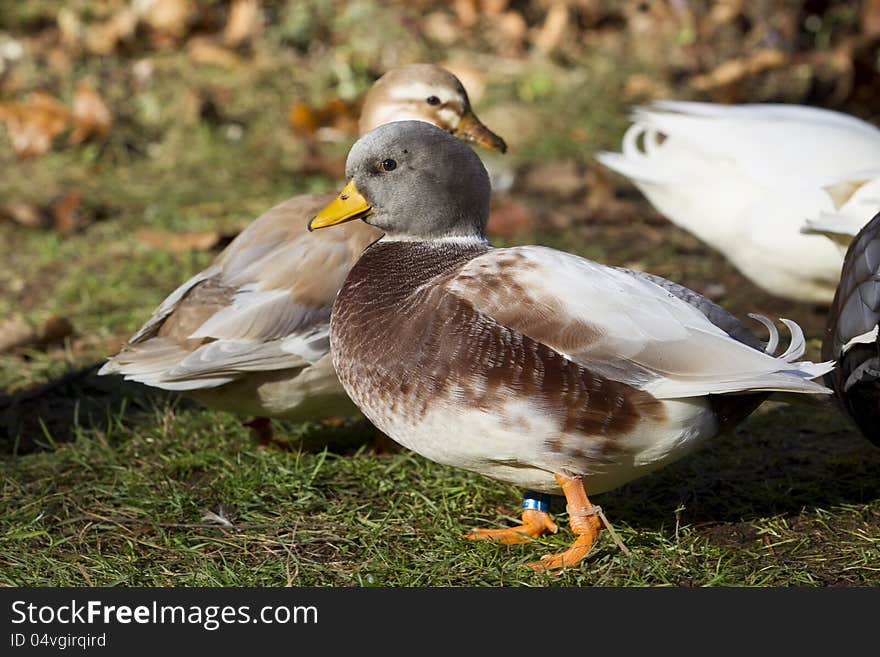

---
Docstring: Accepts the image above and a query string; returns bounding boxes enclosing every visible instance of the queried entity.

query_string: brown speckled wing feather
[101,195,381,390]
[443,245,831,398]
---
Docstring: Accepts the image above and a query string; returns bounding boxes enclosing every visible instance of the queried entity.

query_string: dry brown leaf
[0,92,70,159]
[135,229,226,252]
[533,2,569,55]
[0,317,38,354]
[623,73,672,101]
[56,8,83,49]
[223,0,264,48]
[496,11,528,52]
[423,11,460,44]
[709,0,745,26]
[69,82,112,145]
[454,0,479,28]
[288,102,319,136]
[187,37,241,68]
[143,0,195,45]
[863,0,880,38]
[690,49,787,91]
[51,190,84,235]
[85,9,139,55]
[288,97,359,140]
[0,202,46,229]
[481,0,509,17]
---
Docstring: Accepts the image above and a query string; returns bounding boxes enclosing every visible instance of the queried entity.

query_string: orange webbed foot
[465,509,559,545]
[527,473,603,571]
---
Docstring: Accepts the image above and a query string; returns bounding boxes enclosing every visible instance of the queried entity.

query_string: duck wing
[100,195,380,390]
[444,245,832,399]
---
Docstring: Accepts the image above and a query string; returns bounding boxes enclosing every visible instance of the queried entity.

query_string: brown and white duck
[823,211,880,447]
[99,64,506,444]
[311,121,834,570]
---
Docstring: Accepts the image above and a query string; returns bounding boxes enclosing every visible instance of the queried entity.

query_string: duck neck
[351,236,490,293]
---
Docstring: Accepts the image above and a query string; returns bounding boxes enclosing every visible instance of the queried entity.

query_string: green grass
[2,1,880,587]
[3,388,879,586]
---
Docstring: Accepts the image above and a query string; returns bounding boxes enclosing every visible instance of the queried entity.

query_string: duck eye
[426,96,441,106]
[381,159,397,172]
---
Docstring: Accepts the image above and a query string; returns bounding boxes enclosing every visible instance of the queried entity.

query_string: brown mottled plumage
[317,121,833,569]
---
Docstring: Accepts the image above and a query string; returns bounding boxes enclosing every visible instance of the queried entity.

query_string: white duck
[99,64,507,443]
[597,101,880,304]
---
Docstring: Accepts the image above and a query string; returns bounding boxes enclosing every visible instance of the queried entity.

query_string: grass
[2,1,880,587]
[3,390,880,586]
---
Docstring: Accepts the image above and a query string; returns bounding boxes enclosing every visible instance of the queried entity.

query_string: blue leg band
[522,492,552,513]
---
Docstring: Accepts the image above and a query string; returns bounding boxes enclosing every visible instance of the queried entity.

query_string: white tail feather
[747,313,779,355]
[778,318,806,362]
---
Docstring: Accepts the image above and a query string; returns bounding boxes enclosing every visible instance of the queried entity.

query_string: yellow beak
[454,109,507,154]
[308,179,373,231]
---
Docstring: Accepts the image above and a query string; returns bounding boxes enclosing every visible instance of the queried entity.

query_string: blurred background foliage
[2,0,879,437]
[2,1,880,586]
[3,0,880,442]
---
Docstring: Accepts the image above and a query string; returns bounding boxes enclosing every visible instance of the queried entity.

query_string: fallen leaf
[143,0,196,46]
[288,97,359,141]
[69,82,112,145]
[187,37,241,68]
[0,202,46,229]
[690,48,788,91]
[135,229,228,252]
[424,11,460,44]
[0,92,70,159]
[85,8,139,55]
[0,317,38,354]
[51,190,84,235]
[496,11,528,55]
[532,2,569,55]
[223,0,264,48]
[454,0,479,28]
[481,0,510,17]
[862,0,880,38]
[623,73,672,101]
[288,102,319,136]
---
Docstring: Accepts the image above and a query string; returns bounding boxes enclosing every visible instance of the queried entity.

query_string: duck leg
[465,492,559,545]
[528,473,602,571]
[243,416,277,449]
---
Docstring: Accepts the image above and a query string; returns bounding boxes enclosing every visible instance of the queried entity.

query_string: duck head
[309,121,491,240]
[359,64,507,153]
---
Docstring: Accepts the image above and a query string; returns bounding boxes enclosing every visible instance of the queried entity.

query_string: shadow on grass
[597,401,880,531]
[0,364,384,457]
[0,363,186,455]
[5,367,876,538]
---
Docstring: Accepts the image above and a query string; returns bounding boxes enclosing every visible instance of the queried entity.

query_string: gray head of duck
[359,64,507,153]
[309,121,491,241]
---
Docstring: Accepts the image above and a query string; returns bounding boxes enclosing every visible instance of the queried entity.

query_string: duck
[99,64,507,445]
[823,211,880,447]
[310,120,834,570]
[596,101,880,304]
